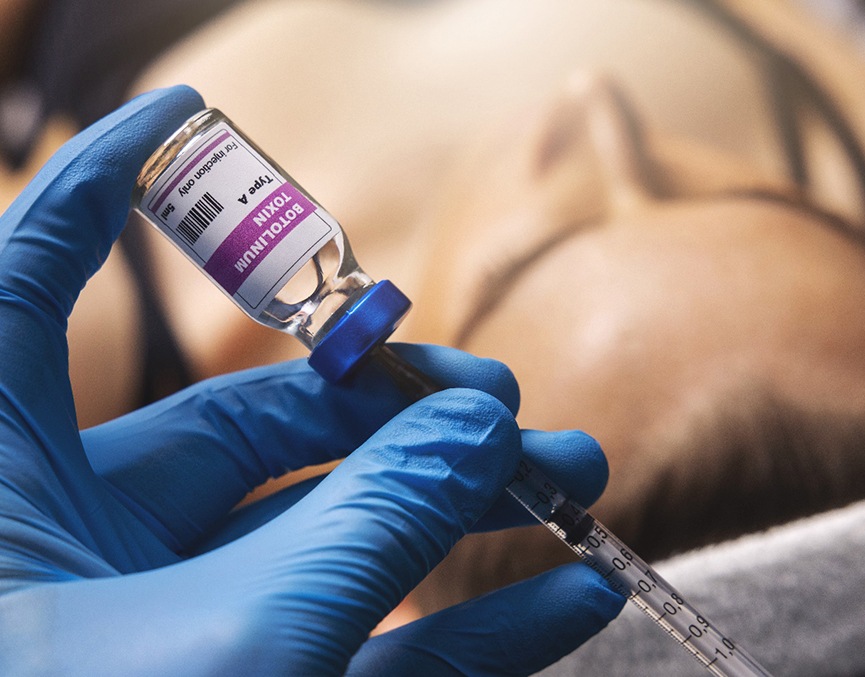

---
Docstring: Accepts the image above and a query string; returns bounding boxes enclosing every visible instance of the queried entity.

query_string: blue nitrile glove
[0,86,624,676]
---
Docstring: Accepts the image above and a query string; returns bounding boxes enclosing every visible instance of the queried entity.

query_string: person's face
[408,76,865,520]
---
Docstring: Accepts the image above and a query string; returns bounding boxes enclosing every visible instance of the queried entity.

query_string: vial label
[140,121,336,313]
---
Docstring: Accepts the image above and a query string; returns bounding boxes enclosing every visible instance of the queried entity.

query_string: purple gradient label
[203,182,315,294]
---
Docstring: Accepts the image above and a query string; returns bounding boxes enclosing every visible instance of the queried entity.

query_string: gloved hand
[0,86,624,676]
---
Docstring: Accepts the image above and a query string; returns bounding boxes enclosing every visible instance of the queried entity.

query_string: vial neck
[258,232,374,349]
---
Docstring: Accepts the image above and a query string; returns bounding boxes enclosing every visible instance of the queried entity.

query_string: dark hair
[604,385,865,561]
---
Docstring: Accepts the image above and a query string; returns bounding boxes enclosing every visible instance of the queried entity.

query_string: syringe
[134,107,773,677]
[373,345,771,677]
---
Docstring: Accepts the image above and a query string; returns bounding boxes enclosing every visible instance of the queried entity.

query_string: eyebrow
[453,214,604,348]
[453,188,865,348]
[728,187,865,250]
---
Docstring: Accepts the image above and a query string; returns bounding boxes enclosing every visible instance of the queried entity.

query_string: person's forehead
[459,194,865,435]
[462,194,865,356]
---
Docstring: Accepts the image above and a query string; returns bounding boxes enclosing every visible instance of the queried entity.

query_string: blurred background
[5,0,865,659]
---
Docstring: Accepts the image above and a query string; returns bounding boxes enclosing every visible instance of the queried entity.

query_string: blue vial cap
[308,280,412,383]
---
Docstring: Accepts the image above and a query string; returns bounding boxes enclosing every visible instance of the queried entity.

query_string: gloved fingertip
[346,562,625,677]
[555,561,628,622]
[511,563,626,666]
[134,84,205,133]
[136,83,204,108]
[95,84,206,172]
[121,84,202,112]
[498,563,626,665]
[522,428,609,506]
[387,343,521,415]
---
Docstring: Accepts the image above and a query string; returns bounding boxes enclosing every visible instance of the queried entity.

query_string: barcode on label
[176,192,224,246]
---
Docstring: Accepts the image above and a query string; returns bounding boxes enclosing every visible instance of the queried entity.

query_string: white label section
[140,121,337,313]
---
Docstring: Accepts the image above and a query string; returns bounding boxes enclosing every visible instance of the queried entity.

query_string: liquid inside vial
[260,232,372,347]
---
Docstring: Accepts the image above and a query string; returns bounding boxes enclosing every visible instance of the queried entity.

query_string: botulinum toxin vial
[133,108,411,382]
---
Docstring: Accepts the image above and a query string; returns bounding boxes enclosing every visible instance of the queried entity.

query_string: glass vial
[132,108,410,381]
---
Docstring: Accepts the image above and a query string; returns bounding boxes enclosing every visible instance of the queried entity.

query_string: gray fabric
[537,500,865,676]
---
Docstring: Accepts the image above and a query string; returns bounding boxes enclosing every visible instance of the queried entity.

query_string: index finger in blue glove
[82,345,520,553]
[212,426,611,547]
[376,343,520,414]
